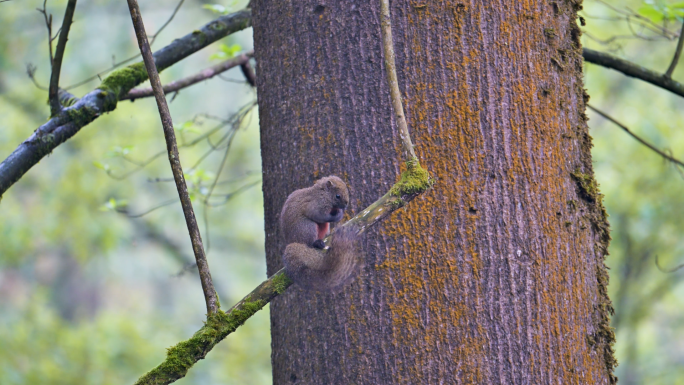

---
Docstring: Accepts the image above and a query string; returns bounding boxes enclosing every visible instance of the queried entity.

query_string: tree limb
[379,0,416,162]
[48,0,77,117]
[122,52,253,100]
[126,0,219,315]
[587,104,684,169]
[0,9,251,198]
[666,24,684,78]
[583,47,684,98]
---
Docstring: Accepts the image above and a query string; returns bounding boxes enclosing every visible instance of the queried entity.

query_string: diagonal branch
[122,52,253,100]
[587,104,684,169]
[0,9,251,198]
[126,0,219,315]
[666,24,684,78]
[583,48,684,98]
[655,254,684,273]
[48,0,77,117]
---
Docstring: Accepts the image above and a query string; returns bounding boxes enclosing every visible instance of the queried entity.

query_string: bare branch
[587,104,684,169]
[126,0,219,314]
[379,0,416,162]
[593,0,679,39]
[122,52,253,100]
[583,48,684,98]
[0,9,252,198]
[48,0,77,116]
[149,0,185,44]
[655,254,684,273]
[26,63,48,90]
[116,199,178,218]
[37,0,54,65]
[666,23,684,78]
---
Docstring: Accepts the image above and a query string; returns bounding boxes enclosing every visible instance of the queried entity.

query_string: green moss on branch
[100,62,149,101]
[389,158,431,197]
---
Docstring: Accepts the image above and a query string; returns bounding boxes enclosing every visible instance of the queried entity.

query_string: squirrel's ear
[326,179,334,190]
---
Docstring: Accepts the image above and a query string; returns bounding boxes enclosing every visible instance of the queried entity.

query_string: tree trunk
[253,0,617,384]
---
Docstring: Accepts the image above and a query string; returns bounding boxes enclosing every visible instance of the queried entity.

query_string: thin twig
[379,0,416,162]
[48,0,77,117]
[594,0,678,39]
[587,104,684,169]
[583,48,684,98]
[37,0,54,65]
[122,52,253,100]
[149,0,185,43]
[666,23,684,78]
[126,0,219,314]
[116,199,178,218]
[26,63,48,90]
[655,254,684,273]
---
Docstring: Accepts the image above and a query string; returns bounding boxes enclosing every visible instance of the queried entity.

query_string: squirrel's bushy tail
[283,226,362,291]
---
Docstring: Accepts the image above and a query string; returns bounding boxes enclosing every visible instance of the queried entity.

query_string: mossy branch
[133,161,431,384]
[134,271,293,385]
[0,9,251,198]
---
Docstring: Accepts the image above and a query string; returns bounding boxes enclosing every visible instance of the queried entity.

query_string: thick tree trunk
[253,0,616,384]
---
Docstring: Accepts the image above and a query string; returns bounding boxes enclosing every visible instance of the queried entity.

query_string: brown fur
[280,176,362,291]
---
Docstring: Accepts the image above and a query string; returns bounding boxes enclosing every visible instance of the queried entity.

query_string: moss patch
[271,271,293,294]
[389,158,431,197]
[99,62,148,100]
[65,105,97,128]
[571,169,615,383]
[571,169,598,202]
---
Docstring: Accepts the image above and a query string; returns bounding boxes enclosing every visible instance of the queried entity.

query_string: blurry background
[0,0,683,383]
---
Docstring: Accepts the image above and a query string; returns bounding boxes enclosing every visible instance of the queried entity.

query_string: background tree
[0,0,683,384]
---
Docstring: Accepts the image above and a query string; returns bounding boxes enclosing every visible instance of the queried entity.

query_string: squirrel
[279,176,362,291]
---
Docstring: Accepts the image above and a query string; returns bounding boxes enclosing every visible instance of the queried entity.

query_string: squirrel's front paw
[312,239,326,249]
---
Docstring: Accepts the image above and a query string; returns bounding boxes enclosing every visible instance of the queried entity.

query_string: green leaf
[209,43,242,61]
[175,120,201,134]
[99,198,128,212]
[638,5,665,22]
[93,161,110,171]
[202,4,228,14]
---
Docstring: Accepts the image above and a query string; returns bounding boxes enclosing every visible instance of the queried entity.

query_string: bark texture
[253,0,616,384]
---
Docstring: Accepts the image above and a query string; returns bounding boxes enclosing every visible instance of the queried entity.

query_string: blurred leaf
[99,198,128,212]
[202,4,228,15]
[209,43,242,61]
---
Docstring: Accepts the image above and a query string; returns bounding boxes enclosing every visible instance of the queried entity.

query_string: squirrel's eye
[336,194,341,199]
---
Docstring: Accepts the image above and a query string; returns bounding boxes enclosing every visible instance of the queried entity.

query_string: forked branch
[48,0,77,116]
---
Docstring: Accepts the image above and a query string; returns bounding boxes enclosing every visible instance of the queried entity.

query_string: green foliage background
[0,0,683,384]
[0,0,269,383]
